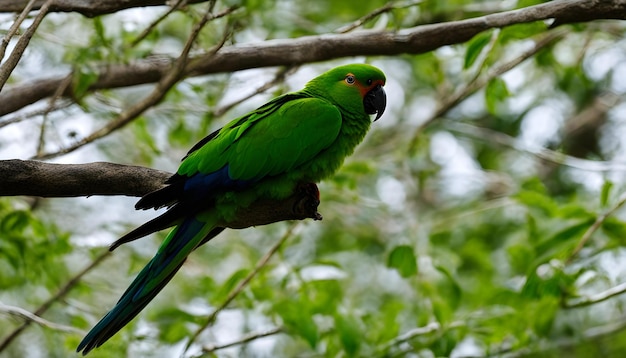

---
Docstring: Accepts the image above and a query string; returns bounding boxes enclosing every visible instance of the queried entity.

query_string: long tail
[77,215,223,355]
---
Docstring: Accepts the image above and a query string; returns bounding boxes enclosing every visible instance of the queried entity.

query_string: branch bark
[0,159,322,228]
[0,159,171,197]
[0,0,210,17]
[0,0,623,117]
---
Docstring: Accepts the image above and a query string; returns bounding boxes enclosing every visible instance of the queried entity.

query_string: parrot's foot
[295,182,322,221]
[220,182,322,229]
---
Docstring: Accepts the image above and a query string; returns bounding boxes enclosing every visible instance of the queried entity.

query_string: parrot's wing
[140,94,341,209]
[111,94,342,248]
[220,96,343,180]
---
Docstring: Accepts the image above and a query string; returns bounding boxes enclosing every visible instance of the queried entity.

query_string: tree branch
[0,0,623,117]
[379,321,465,356]
[0,0,52,92]
[0,0,211,17]
[0,160,171,197]
[565,282,626,308]
[0,251,111,352]
[201,326,283,354]
[443,121,626,172]
[0,302,84,334]
[0,0,37,62]
[0,159,323,227]
[567,191,626,262]
[408,27,567,152]
[30,4,238,160]
[184,224,298,353]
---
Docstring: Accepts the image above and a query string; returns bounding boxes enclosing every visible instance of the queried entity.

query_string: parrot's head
[307,64,387,121]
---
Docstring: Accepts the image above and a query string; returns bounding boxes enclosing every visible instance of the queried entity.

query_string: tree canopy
[1,0,626,357]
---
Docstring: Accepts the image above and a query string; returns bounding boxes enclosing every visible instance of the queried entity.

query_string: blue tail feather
[77,217,222,355]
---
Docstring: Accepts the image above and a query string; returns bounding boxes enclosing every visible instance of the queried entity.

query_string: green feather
[78,63,386,355]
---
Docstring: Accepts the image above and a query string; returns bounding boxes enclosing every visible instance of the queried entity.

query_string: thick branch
[0,159,171,197]
[0,0,210,17]
[0,0,623,117]
[0,160,322,228]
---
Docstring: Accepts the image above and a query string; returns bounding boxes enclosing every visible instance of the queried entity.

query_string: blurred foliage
[2,0,626,357]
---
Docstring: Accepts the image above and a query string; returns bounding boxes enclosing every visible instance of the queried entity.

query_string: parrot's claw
[295,182,322,221]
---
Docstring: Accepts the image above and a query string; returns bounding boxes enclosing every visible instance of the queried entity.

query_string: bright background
[2,1,626,357]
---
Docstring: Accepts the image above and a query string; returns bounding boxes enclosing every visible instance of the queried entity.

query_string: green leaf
[464,31,492,69]
[522,260,578,300]
[276,298,318,348]
[507,243,534,274]
[93,17,107,45]
[133,116,161,160]
[485,77,510,114]
[387,245,418,278]
[434,264,462,310]
[1,210,30,233]
[72,67,99,102]
[410,52,444,89]
[514,190,559,217]
[530,296,560,336]
[154,308,194,343]
[557,204,593,219]
[307,279,343,315]
[521,177,548,194]
[601,180,613,207]
[214,268,249,302]
[526,213,539,244]
[498,21,546,44]
[168,118,194,147]
[602,217,626,244]
[335,314,361,356]
[533,220,592,264]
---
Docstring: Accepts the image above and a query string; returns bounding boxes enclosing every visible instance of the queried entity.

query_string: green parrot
[77,63,386,354]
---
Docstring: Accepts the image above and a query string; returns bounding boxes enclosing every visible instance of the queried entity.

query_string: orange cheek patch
[355,80,369,97]
[356,79,385,97]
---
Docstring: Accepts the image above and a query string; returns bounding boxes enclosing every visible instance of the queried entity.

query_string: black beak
[363,85,386,121]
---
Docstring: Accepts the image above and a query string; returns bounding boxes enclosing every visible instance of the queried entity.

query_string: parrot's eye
[366,79,372,85]
[345,75,356,85]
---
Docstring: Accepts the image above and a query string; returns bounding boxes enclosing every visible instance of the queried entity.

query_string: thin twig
[183,224,299,354]
[567,191,626,262]
[32,4,239,160]
[444,121,626,172]
[565,282,626,309]
[408,28,568,153]
[380,321,465,355]
[130,0,187,47]
[0,302,85,334]
[382,322,441,349]
[336,0,425,33]
[0,0,621,118]
[0,100,73,129]
[0,0,37,61]
[487,317,626,358]
[212,66,295,118]
[0,0,53,91]
[430,197,515,229]
[0,250,111,352]
[201,326,283,354]
[0,0,210,17]
[35,111,49,156]
[36,75,73,156]
[465,28,500,83]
